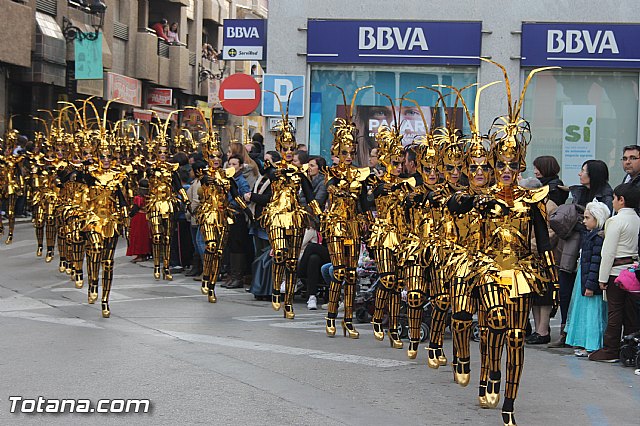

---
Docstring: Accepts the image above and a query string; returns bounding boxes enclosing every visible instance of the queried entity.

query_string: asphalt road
[0,221,638,425]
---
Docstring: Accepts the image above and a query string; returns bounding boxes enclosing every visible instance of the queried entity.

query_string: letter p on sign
[261,74,305,117]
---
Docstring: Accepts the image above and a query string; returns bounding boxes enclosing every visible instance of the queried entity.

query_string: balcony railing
[157,39,169,58]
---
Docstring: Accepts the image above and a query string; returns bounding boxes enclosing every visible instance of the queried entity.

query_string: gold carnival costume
[261,91,322,320]
[369,101,415,349]
[145,113,190,281]
[322,86,372,339]
[193,110,250,303]
[0,120,25,245]
[74,101,129,318]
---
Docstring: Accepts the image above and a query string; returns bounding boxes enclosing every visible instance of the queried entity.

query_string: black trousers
[298,243,330,297]
[558,269,577,325]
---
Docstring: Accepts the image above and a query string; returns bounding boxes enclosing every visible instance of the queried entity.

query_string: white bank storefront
[266,2,640,185]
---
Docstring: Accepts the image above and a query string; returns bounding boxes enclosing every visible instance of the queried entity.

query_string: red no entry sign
[218,73,261,116]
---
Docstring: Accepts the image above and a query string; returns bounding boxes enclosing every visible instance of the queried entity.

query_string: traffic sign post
[218,73,261,116]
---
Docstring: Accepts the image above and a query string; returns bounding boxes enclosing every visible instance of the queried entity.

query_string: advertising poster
[562,105,597,186]
[335,105,463,166]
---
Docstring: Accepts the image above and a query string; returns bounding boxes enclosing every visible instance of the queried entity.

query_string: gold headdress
[329,84,372,165]
[482,59,559,171]
[264,87,301,153]
[374,91,411,174]
[187,107,222,166]
[149,109,182,161]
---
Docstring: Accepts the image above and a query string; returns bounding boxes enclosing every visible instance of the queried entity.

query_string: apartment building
[0,0,267,135]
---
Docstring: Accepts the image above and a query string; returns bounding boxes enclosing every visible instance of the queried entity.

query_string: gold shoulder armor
[521,185,549,203]
[170,162,180,172]
[301,163,309,173]
[403,177,416,188]
[224,167,236,178]
[355,167,371,182]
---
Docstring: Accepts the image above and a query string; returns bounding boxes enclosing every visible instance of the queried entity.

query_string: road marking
[585,405,608,426]
[0,240,34,250]
[0,310,102,328]
[234,313,322,322]
[163,330,412,368]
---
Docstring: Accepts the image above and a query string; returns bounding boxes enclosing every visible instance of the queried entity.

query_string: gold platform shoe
[325,317,336,337]
[407,340,419,359]
[36,246,43,257]
[101,301,110,318]
[207,286,217,303]
[342,320,359,339]
[502,411,516,426]
[45,250,54,263]
[484,378,501,408]
[427,347,440,369]
[454,359,471,387]
[163,268,173,281]
[387,330,403,349]
[372,321,384,341]
[88,285,98,304]
[271,292,282,311]
[153,266,161,280]
[283,304,295,319]
[201,279,209,295]
[5,233,13,244]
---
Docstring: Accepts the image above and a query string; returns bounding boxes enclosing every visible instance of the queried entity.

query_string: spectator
[297,143,308,152]
[589,184,640,362]
[621,144,640,185]
[228,141,259,189]
[185,161,206,278]
[251,132,264,150]
[298,241,330,310]
[402,146,423,185]
[244,152,277,255]
[167,22,180,45]
[248,141,264,174]
[301,156,327,210]
[293,149,309,168]
[151,19,170,42]
[550,159,613,348]
[126,179,152,263]
[169,165,194,273]
[565,200,610,356]
[223,155,252,289]
[533,155,568,206]
[520,177,558,345]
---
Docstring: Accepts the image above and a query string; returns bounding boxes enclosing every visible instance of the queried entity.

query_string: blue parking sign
[262,74,305,117]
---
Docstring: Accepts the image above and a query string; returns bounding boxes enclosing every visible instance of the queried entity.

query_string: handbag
[549,203,585,240]
[615,264,640,293]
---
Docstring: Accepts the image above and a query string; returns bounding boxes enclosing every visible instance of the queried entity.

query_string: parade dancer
[145,113,191,281]
[261,90,323,320]
[0,122,25,245]
[322,85,372,338]
[194,110,251,303]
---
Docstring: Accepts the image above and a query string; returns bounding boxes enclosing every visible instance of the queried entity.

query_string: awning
[35,12,64,40]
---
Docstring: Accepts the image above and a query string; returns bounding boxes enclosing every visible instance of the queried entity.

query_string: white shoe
[307,295,317,310]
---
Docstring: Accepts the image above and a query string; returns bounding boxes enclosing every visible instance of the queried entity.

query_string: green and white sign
[75,34,103,80]
[562,105,596,186]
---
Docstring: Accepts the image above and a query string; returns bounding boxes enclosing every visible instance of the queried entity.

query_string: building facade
[267,1,640,185]
[0,0,267,140]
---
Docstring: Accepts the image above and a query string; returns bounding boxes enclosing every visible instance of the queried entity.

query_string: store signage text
[547,30,618,54]
[358,27,428,51]
[226,26,260,39]
[522,23,640,68]
[307,20,481,66]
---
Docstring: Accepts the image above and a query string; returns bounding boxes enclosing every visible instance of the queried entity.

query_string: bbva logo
[358,27,429,51]
[547,30,619,54]
[226,26,260,39]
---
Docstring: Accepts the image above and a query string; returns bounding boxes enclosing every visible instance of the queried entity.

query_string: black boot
[225,253,245,289]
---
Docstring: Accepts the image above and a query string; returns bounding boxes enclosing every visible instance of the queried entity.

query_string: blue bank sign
[521,23,640,68]
[223,19,266,61]
[307,20,482,66]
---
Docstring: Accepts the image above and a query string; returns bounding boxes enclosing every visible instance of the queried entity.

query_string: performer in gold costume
[444,82,501,389]
[193,111,251,303]
[261,92,322,319]
[369,98,414,349]
[145,113,190,281]
[79,102,129,317]
[322,86,371,338]
[0,121,25,245]
[478,62,558,426]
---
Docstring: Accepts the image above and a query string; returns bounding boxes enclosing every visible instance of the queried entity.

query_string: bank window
[522,70,639,186]
[309,65,477,164]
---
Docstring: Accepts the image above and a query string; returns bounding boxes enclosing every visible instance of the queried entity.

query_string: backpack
[549,203,585,240]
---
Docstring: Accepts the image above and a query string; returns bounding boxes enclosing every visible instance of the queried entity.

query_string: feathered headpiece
[329,84,372,162]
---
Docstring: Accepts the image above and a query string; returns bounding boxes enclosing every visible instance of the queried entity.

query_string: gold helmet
[149,109,181,162]
[482,59,559,174]
[189,107,223,168]
[265,86,301,155]
[329,84,372,167]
